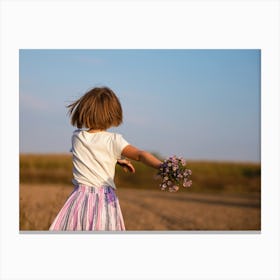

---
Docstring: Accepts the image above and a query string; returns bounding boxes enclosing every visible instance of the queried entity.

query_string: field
[20,154,261,231]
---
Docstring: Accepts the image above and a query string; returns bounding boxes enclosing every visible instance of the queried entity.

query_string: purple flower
[183,180,192,188]
[156,155,192,192]
[168,185,179,192]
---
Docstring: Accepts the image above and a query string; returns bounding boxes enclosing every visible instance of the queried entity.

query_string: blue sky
[19,49,260,162]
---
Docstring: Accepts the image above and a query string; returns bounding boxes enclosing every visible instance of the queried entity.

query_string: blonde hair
[67,87,123,129]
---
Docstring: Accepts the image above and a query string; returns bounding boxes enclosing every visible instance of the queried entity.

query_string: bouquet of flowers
[157,156,192,192]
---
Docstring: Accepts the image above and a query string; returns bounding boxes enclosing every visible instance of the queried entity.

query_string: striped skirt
[49,184,125,231]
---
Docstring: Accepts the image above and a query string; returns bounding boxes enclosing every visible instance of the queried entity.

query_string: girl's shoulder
[101,131,126,142]
[99,131,128,145]
[108,131,126,140]
[72,129,125,140]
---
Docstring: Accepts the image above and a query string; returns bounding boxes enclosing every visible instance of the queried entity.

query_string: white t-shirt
[71,129,129,189]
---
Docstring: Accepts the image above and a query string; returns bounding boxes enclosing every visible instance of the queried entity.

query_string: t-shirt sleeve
[113,134,129,159]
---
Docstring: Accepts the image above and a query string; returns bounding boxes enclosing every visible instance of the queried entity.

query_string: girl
[49,86,162,231]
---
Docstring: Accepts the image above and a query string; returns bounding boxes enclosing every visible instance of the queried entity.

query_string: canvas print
[19,49,260,231]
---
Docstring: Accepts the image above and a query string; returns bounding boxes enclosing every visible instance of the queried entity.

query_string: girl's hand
[117,158,135,173]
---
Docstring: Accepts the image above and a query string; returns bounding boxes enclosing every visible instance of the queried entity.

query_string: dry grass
[20,154,261,194]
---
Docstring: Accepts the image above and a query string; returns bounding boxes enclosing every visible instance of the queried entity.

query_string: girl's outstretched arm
[121,145,162,169]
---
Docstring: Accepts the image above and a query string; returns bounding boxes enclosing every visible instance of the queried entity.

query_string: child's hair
[67,87,123,129]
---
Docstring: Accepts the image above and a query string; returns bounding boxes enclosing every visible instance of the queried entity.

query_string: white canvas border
[1,0,279,280]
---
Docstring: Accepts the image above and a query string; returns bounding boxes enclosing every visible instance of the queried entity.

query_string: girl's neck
[87,129,105,133]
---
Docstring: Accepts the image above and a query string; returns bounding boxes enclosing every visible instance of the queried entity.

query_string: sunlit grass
[20,154,260,194]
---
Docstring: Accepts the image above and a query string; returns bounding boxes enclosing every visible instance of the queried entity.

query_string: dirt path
[118,188,260,230]
[20,184,260,231]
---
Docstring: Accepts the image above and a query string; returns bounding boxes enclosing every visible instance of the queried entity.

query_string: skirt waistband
[74,184,114,194]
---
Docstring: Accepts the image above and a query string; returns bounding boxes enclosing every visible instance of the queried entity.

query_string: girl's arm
[121,145,162,169]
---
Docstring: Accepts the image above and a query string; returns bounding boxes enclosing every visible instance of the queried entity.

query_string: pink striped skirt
[49,184,125,231]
